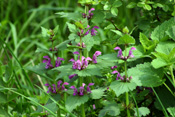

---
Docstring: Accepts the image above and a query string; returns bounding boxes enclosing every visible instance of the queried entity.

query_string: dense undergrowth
[0,0,175,116]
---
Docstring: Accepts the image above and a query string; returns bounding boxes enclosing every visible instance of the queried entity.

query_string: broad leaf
[151,18,175,41]
[118,34,135,45]
[67,22,77,33]
[90,88,105,99]
[167,107,175,116]
[82,34,94,51]
[110,80,137,96]
[166,25,175,41]
[66,95,89,112]
[128,62,164,87]
[0,107,9,117]
[98,102,120,117]
[92,10,105,24]
[134,107,150,116]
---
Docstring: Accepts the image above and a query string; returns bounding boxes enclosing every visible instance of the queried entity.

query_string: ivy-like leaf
[66,95,89,112]
[118,34,135,45]
[90,88,105,99]
[110,80,137,97]
[98,102,120,117]
[128,62,164,87]
[134,107,150,117]
[151,18,175,41]
[167,107,175,116]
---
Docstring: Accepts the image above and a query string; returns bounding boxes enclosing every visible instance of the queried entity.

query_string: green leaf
[111,7,118,16]
[118,34,135,45]
[110,80,137,96]
[67,22,77,33]
[0,93,7,104]
[55,40,71,50]
[139,32,156,50]
[0,107,9,117]
[98,53,118,62]
[134,107,150,116]
[111,30,123,36]
[167,107,175,116]
[128,62,164,87]
[44,102,58,114]
[41,27,49,38]
[127,2,137,8]
[90,88,105,99]
[92,10,105,24]
[144,4,152,10]
[82,34,94,51]
[66,95,89,112]
[98,102,120,117]
[56,12,82,21]
[166,26,175,41]
[151,18,175,41]
[112,0,122,7]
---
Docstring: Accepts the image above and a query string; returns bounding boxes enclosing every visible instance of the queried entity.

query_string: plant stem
[124,44,130,117]
[170,65,175,85]
[57,108,61,117]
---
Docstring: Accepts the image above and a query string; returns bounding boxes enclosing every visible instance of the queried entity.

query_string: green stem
[124,44,130,117]
[163,83,175,97]
[170,65,175,85]
[57,108,61,117]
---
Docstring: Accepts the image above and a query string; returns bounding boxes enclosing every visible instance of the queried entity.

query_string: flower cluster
[114,47,136,60]
[45,80,69,94]
[43,56,64,69]
[69,51,101,79]
[79,25,99,36]
[111,66,132,82]
[70,83,94,96]
[82,8,95,19]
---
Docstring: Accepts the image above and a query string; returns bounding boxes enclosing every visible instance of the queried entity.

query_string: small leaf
[112,0,122,7]
[91,88,105,99]
[111,7,118,16]
[56,12,82,21]
[98,102,120,117]
[134,107,150,116]
[66,95,89,112]
[127,2,137,8]
[67,22,77,33]
[41,27,49,38]
[167,107,175,116]
[110,80,137,96]
[118,34,135,45]
[144,4,152,11]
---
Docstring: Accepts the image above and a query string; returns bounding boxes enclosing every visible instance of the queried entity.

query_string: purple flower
[73,51,80,55]
[55,57,64,67]
[87,83,94,93]
[43,56,53,69]
[69,74,77,79]
[89,8,95,13]
[77,42,86,48]
[111,66,117,70]
[70,86,78,96]
[45,81,69,93]
[79,83,85,96]
[128,47,136,58]
[112,70,122,80]
[93,104,96,110]
[93,51,101,63]
[114,47,123,58]
[91,26,99,36]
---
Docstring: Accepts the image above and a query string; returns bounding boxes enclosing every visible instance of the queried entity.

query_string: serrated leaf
[56,12,82,21]
[41,27,49,38]
[67,22,77,33]
[66,95,89,112]
[151,18,175,41]
[98,102,120,117]
[92,10,105,24]
[167,107,175,116]
[44,102,58,114]
[110,80,137,96]
[82,34,94,51]
[139,32,156,50]
[111,7,118,16]
[91,88,105,99]
[118,34,135,45]
[134,107,150,116]
[128,62,164,87]
[166,25,175,41]
[0,93,7,104]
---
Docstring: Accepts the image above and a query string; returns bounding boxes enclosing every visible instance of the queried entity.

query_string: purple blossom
[114,47,123,58]
[43,56,53,69]
[93,104,96,110]
[70,86,78,96]
[128,47,136,58]
[111,66,117,70]
[91,26,99,36]
[89,8,95,13]
[45,81,69,93]
[55,57,64,67]
[80,25,99,36]
[69,74,77,79]
[70,83,94,96]
[77,42,86,48]
[87,83,94,93]
[93,51,101,63]
[73,51,80,55]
